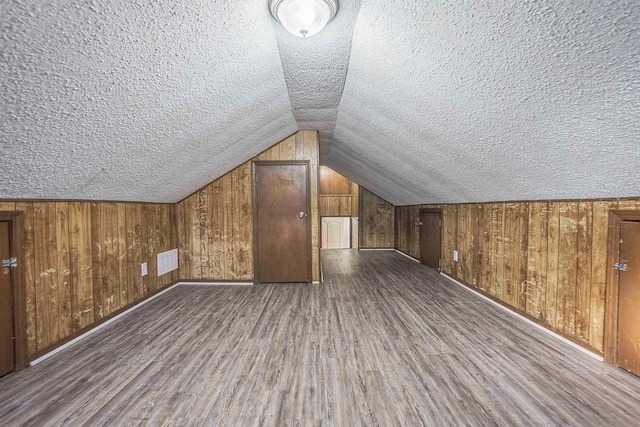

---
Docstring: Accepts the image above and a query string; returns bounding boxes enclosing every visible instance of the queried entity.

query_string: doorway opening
[0,211,27,377]
[419,208,443,271]
[604,210,640,377]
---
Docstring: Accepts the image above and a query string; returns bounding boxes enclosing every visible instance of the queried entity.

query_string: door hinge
[1,257,17,268]
[613,262,628,272]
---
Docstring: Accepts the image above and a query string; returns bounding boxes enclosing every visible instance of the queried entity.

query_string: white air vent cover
[157,249,178,277]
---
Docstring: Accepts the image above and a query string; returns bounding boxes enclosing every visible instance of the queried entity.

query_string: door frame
[419,208,443,271]
[0,211,28,371]
[252,160,312,283]
[604,210,640,366]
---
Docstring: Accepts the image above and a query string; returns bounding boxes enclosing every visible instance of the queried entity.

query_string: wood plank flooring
[1,249,640,426]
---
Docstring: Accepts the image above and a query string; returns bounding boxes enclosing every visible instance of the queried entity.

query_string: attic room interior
[0,0,639,424]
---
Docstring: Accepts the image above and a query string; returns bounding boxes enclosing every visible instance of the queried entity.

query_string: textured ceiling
[325,0,640,205]
[1,0,639,204]
[0,0,296,202]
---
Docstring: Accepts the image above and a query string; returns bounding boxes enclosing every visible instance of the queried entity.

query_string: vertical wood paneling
[480,204,492,293]
[471,204,482,288]
[546,202,560,330]
[491,203,505,300]
[147,205,160,293]
[100,203,119,316]
[503,203,518,306]
[516,203,530,311]
[590,200,618,351]
[90,203,104,320]
[575,202,593,344]
[394,197,640,353]
[55,202,71,341]
[442,205,457,276]
[8,200,174,357]
[177,131,320,282]
[557,202,578,335]
[351,183,359,217]
[16,202,37,354]
[117,204,128,305]
[525,202,548,320]
[33,202,58,350]
[359,188,395,248]
[69,202,93,331]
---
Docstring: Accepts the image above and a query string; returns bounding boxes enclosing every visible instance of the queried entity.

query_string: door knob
[298,212,307,219]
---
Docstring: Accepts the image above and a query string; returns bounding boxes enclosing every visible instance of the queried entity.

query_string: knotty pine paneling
[319,166,351,195]
[359,188,395,248]
[177,131,321,282]
[1,201,177,356]
[319,167,359,218]
[319,196,352,216]
[395,198,640,353]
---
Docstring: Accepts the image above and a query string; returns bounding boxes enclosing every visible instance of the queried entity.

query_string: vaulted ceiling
[1,0,638,205]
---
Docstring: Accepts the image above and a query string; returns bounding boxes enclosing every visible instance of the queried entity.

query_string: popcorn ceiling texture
[0,0,296,202]
[1,0,639,204]
[326,0,640,205]
[272,0,361,157]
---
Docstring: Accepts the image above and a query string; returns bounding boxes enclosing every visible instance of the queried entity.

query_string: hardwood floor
[1,249,640,426]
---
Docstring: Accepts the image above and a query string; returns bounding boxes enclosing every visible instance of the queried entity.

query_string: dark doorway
[419,209,442,270]
[253,161,311,283]
[0,221,15,377]
[617,220,640,376]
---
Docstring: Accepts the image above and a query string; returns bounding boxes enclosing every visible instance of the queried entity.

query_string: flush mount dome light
[269,0,338,38]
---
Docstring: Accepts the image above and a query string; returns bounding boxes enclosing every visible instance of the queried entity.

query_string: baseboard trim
[359,248,394,251]
[394,249,421,263]
[30,281,182,366]
[441,273,603,361]
[179,281,253,286]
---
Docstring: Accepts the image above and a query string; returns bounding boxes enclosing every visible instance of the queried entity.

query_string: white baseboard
[30,282,182,366]
[359,248,394,251]
[440,273,603,361]
[179,281,253,286]
[394,249,421,263]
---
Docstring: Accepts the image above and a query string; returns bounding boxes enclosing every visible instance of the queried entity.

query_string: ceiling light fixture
[269,0,338,38]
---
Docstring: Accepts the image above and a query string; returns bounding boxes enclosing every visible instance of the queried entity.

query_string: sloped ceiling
[1,0,639,204]
[0,0,296,202]
[325,0,640,205]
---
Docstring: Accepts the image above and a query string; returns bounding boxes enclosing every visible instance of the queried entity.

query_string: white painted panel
[157,248,179,277]
[351,217,359,249]
[321,217,351,249]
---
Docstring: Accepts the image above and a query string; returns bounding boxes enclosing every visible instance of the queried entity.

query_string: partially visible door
[618,220,640,376]
[255,162,311,283]
[321,217,350,249]
[419,211,442,270]
[0,221,15,377]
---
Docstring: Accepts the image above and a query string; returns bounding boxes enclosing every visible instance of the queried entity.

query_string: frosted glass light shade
[269,0,338,38]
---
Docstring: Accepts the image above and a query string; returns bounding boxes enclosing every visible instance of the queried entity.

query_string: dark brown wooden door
[618,220,640,376]
[419,211,441,270]
[255,163,310,283]
[0,221,15,377]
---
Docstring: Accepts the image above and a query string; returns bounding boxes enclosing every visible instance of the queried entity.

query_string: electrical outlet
[453,251,458,262]
[141,262,148,276]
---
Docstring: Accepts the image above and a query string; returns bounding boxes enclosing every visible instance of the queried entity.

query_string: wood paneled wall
[319,167,359,218]
[0,201,177,357]
[359,188,395,248]
[177,131,321,282]
[395,198,640,353]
